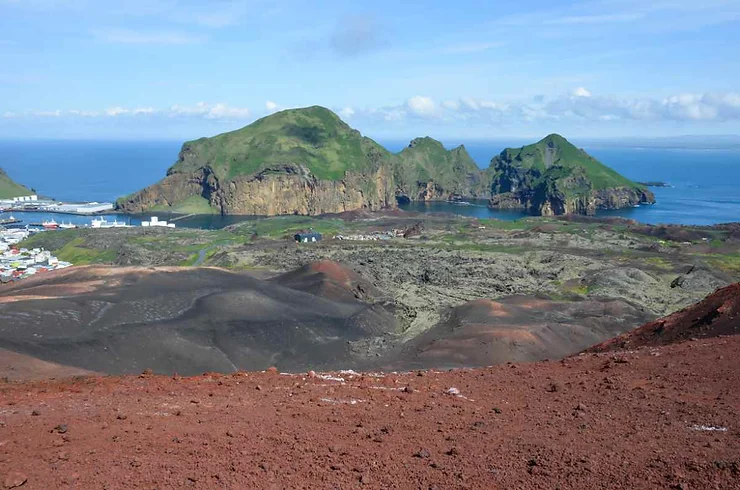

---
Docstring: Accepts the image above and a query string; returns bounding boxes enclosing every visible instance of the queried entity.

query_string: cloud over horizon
[5,90,740,129]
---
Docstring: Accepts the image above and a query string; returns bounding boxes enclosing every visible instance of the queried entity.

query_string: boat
[42,219,59,230]
[91,217,130,229]
[59,222,77,229]
[0,215,22,226]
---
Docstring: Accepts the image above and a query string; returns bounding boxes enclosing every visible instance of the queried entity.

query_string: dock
[169,214,196,222]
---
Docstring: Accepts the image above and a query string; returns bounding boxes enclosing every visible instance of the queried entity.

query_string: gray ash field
[2,211,738,376]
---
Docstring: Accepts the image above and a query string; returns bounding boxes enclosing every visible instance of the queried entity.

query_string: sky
[1,0,739,141]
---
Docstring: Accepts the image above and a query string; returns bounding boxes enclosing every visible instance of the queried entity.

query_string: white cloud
[544,90,740,122]
[105,107,129,116]
[69,109,101,117]
[265,101,278,113]
[460,97,480,111]
[170,102,250,119]
[442,100,461,111]
[407,96,436,117]
[6,91,740,127]
[572,87,592,98]
[206,103,250,119]
[92,28,204,45]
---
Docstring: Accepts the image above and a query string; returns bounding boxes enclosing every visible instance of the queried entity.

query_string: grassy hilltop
[170,106,393,182]
[489,134,643,193]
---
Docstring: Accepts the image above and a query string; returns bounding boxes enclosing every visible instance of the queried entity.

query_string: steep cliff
[118,107,397,216]
[394,137,485,202]
[485,134,655,216]
[118,107,488,216]
[0,168,33,199]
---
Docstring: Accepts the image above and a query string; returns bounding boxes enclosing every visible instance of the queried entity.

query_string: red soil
[273,260,385,303]
[0,350,96,382]
[589,283,740,352]
[1,337,739,489]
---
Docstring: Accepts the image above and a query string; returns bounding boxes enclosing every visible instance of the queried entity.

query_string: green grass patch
[643,256,675,270]
[703,253,740,274]
[55,237,118,265]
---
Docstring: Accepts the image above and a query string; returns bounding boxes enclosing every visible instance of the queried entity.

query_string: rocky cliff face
[119,163,395,216]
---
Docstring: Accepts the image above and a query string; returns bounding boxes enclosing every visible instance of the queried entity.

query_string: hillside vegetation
[0,168,32,199]
[118,107,650,217]
[171,106,393,182]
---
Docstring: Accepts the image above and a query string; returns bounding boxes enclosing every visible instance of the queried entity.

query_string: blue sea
[0,139,738,228]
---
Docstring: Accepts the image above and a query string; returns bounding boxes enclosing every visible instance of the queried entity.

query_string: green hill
[0,168,33,199]
[395,137,484,199]
[119,108,653,217]
[170,106,393,182]
[119,107,487,216]
[487,134,655,215]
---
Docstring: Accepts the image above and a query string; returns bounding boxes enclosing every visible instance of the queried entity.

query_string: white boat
[91,217,130,228]
[59,222,77,229]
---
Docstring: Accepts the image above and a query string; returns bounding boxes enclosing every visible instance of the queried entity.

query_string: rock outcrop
[587,282,740,352]
[486,134,655,216]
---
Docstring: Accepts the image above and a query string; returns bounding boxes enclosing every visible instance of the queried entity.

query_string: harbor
[0,195,116,215]
[0,213,179,231]
[0,213,178,284]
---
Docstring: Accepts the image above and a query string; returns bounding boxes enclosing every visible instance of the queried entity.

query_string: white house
[12,195,38,202]
[141,216,176,228]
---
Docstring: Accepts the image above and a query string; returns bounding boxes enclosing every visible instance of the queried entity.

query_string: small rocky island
[638,181,672,188]
[118,106,653,217]
[486,135,655,215]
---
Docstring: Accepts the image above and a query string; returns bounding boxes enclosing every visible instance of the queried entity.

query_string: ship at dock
[90,217,131,229]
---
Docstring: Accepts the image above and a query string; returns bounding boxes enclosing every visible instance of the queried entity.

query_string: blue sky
[1,0,739,140]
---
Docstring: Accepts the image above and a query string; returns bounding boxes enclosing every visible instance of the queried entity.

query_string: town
[0,227,70,284]
[0,214,178,283]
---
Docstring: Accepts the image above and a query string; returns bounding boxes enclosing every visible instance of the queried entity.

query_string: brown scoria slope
[0,336,739,489]
[392,295,652,369]
[588,282,740,352]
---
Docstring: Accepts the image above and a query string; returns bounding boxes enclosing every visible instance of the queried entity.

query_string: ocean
[1,139,739,228]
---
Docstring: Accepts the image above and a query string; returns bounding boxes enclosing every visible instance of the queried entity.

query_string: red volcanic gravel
[590,283,740,352]
[1,337,739,489]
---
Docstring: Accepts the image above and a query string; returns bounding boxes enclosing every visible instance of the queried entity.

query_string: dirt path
[1,336,738,489]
